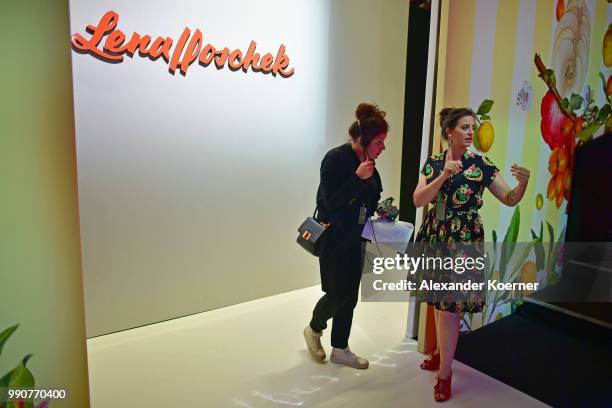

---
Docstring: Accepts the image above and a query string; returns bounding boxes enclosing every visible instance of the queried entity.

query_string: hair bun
[439,107,457,129]
[349,102,390,144]
[439,107,454,122]
[356,103,386,121]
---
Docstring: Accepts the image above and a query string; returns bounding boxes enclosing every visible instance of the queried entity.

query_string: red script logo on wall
[71,11,295,78]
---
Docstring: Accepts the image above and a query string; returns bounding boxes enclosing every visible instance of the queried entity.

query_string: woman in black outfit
[303,103,388,369]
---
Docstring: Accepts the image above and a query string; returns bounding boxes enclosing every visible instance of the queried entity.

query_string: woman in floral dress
[412,107,531,402]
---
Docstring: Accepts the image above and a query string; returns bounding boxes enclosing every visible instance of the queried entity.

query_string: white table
[361,218,418,338]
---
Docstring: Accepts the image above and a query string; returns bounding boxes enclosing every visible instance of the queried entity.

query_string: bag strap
[313,205,318,218]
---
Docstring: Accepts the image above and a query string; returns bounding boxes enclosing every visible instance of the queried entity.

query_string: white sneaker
[303,326,326,362]
[330,346,369,369]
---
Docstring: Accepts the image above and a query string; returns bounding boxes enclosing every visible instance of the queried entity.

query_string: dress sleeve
[481,156,500,187]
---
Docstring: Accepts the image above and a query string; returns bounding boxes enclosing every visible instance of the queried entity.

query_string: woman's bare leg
[435,308,460,379]
[432,306,440,356]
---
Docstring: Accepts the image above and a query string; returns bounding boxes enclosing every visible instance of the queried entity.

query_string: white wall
[70,0,408,337]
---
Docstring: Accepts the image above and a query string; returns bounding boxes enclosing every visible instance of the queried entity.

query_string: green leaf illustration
[557,226,566,242]
[0,355,33,387]
[508,213,521,251]
[569,93,584,110]
[562,98,570,110]
[539,221,544,242]
[490,230,498,276]
[546,221,554,246]
[527,221,545,271]
[0,325,19,358]
[546,226,565,285]
[484,255,493,280]
[545,221,556,280]
[0,370,10,387]
[0,356,35,408]
[577,122,601,142]
[9,355,35,388]
[477,99,494,115]
[507,241,535,284]
[596,104,611,124]
[2,356,36,408]
[499,206,520,282]
[599,72,608,97]
[0,327,39,408]
[534,240,545,271]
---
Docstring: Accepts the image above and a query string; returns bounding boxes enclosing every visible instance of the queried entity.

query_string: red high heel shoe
[420,353,440,370]
[434,372,452,402]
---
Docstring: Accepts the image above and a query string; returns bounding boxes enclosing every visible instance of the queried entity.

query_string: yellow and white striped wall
[433,0,612,242]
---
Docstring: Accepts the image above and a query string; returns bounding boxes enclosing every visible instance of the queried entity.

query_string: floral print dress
[415,150,499,313]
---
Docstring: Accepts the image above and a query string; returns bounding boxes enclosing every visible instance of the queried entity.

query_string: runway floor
[87,286,549,407]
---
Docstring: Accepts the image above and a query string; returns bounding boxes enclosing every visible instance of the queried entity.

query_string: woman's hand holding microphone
[356,160,375,180]
[442,160,462,179]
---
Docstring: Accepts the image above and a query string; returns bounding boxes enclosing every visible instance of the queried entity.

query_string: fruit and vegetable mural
[437,0,611,331]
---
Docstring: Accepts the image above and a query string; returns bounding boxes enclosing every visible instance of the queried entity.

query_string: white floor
[87,286,549,408]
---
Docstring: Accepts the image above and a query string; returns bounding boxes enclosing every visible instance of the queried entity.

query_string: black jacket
[316,143,383,295]
[316,143,382,238]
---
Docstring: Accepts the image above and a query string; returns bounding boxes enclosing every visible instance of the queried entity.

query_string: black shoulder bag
[296,206,329,257]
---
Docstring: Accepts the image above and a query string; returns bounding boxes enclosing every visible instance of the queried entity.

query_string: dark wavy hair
[348,103,389,147]
[439,107,475,140]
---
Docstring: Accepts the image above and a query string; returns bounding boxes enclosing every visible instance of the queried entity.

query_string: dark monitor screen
[565,133,612,243]
[537,134,612,326]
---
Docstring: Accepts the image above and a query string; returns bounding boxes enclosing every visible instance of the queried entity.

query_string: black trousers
[309,239,365,349]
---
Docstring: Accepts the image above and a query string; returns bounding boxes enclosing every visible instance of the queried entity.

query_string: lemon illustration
[604,25,612,67]
[536,193,543,210]
[476,121,494,153]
